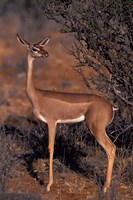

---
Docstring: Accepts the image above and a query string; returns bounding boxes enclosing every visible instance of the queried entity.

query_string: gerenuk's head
[17,34,50,58]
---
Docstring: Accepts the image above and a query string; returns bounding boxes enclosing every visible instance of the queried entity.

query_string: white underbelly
[38,115,47,123]
[38,114,85,125]
[57,115,85,124]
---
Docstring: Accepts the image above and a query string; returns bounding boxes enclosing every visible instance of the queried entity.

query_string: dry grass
[0,121,132,200]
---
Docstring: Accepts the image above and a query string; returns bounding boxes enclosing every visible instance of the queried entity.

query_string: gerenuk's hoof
[46,183,52,192]
[103,184,109,193]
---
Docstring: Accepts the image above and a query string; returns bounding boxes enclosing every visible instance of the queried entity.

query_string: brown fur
[17,34,118,192]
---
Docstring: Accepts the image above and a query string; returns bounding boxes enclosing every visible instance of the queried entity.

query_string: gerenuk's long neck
[26,53,36,104]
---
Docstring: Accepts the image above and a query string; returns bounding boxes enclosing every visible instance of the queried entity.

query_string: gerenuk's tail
[112,104,119,111]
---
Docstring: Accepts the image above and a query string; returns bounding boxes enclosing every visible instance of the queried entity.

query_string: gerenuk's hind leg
[89,125,116,192]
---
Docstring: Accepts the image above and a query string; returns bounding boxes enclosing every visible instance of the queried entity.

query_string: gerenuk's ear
[16,34,30,48]
[36,36,50,47]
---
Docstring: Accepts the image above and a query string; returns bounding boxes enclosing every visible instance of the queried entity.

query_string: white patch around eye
[32,47,40,53]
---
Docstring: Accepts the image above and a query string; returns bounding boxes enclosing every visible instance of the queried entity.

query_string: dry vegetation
[0,120,133,200]
[0,0,133,200]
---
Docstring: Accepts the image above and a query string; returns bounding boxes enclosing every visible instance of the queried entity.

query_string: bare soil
[6,158,133,200]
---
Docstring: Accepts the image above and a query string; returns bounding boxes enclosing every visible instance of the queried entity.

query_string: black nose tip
[45,52,49,57]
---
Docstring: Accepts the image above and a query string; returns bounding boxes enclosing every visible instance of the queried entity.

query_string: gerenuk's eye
[32,47,39,53]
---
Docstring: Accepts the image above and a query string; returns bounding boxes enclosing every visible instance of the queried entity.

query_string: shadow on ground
[0,115,132,200]
[1,115,107,189]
